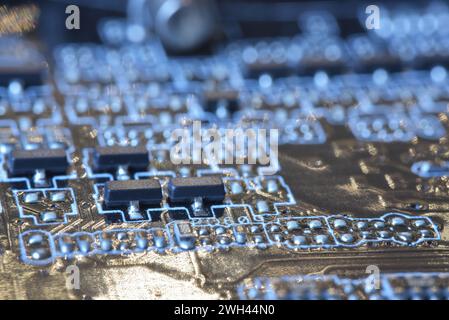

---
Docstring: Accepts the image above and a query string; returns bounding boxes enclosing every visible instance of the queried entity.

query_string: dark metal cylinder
[147,0,218,52]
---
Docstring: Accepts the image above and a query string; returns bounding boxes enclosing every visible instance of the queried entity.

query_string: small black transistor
[9,148,69,175]
[104,179,163,206]
[93,146,149,170]
[168,176,225,203]
[0,68,47,87]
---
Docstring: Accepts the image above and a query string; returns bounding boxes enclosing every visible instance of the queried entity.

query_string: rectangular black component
[245,63,294,79]
[168,176,225,203]
[204,90,240,115]
[93,146,149,170]
[9,148,68,175]
[0,68,46,87]
[104,179,162,206]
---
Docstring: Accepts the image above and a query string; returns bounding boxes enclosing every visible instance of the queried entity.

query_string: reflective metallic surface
[1,0,449,300]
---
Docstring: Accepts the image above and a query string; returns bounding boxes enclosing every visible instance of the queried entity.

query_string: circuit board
[1,1,449,300]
